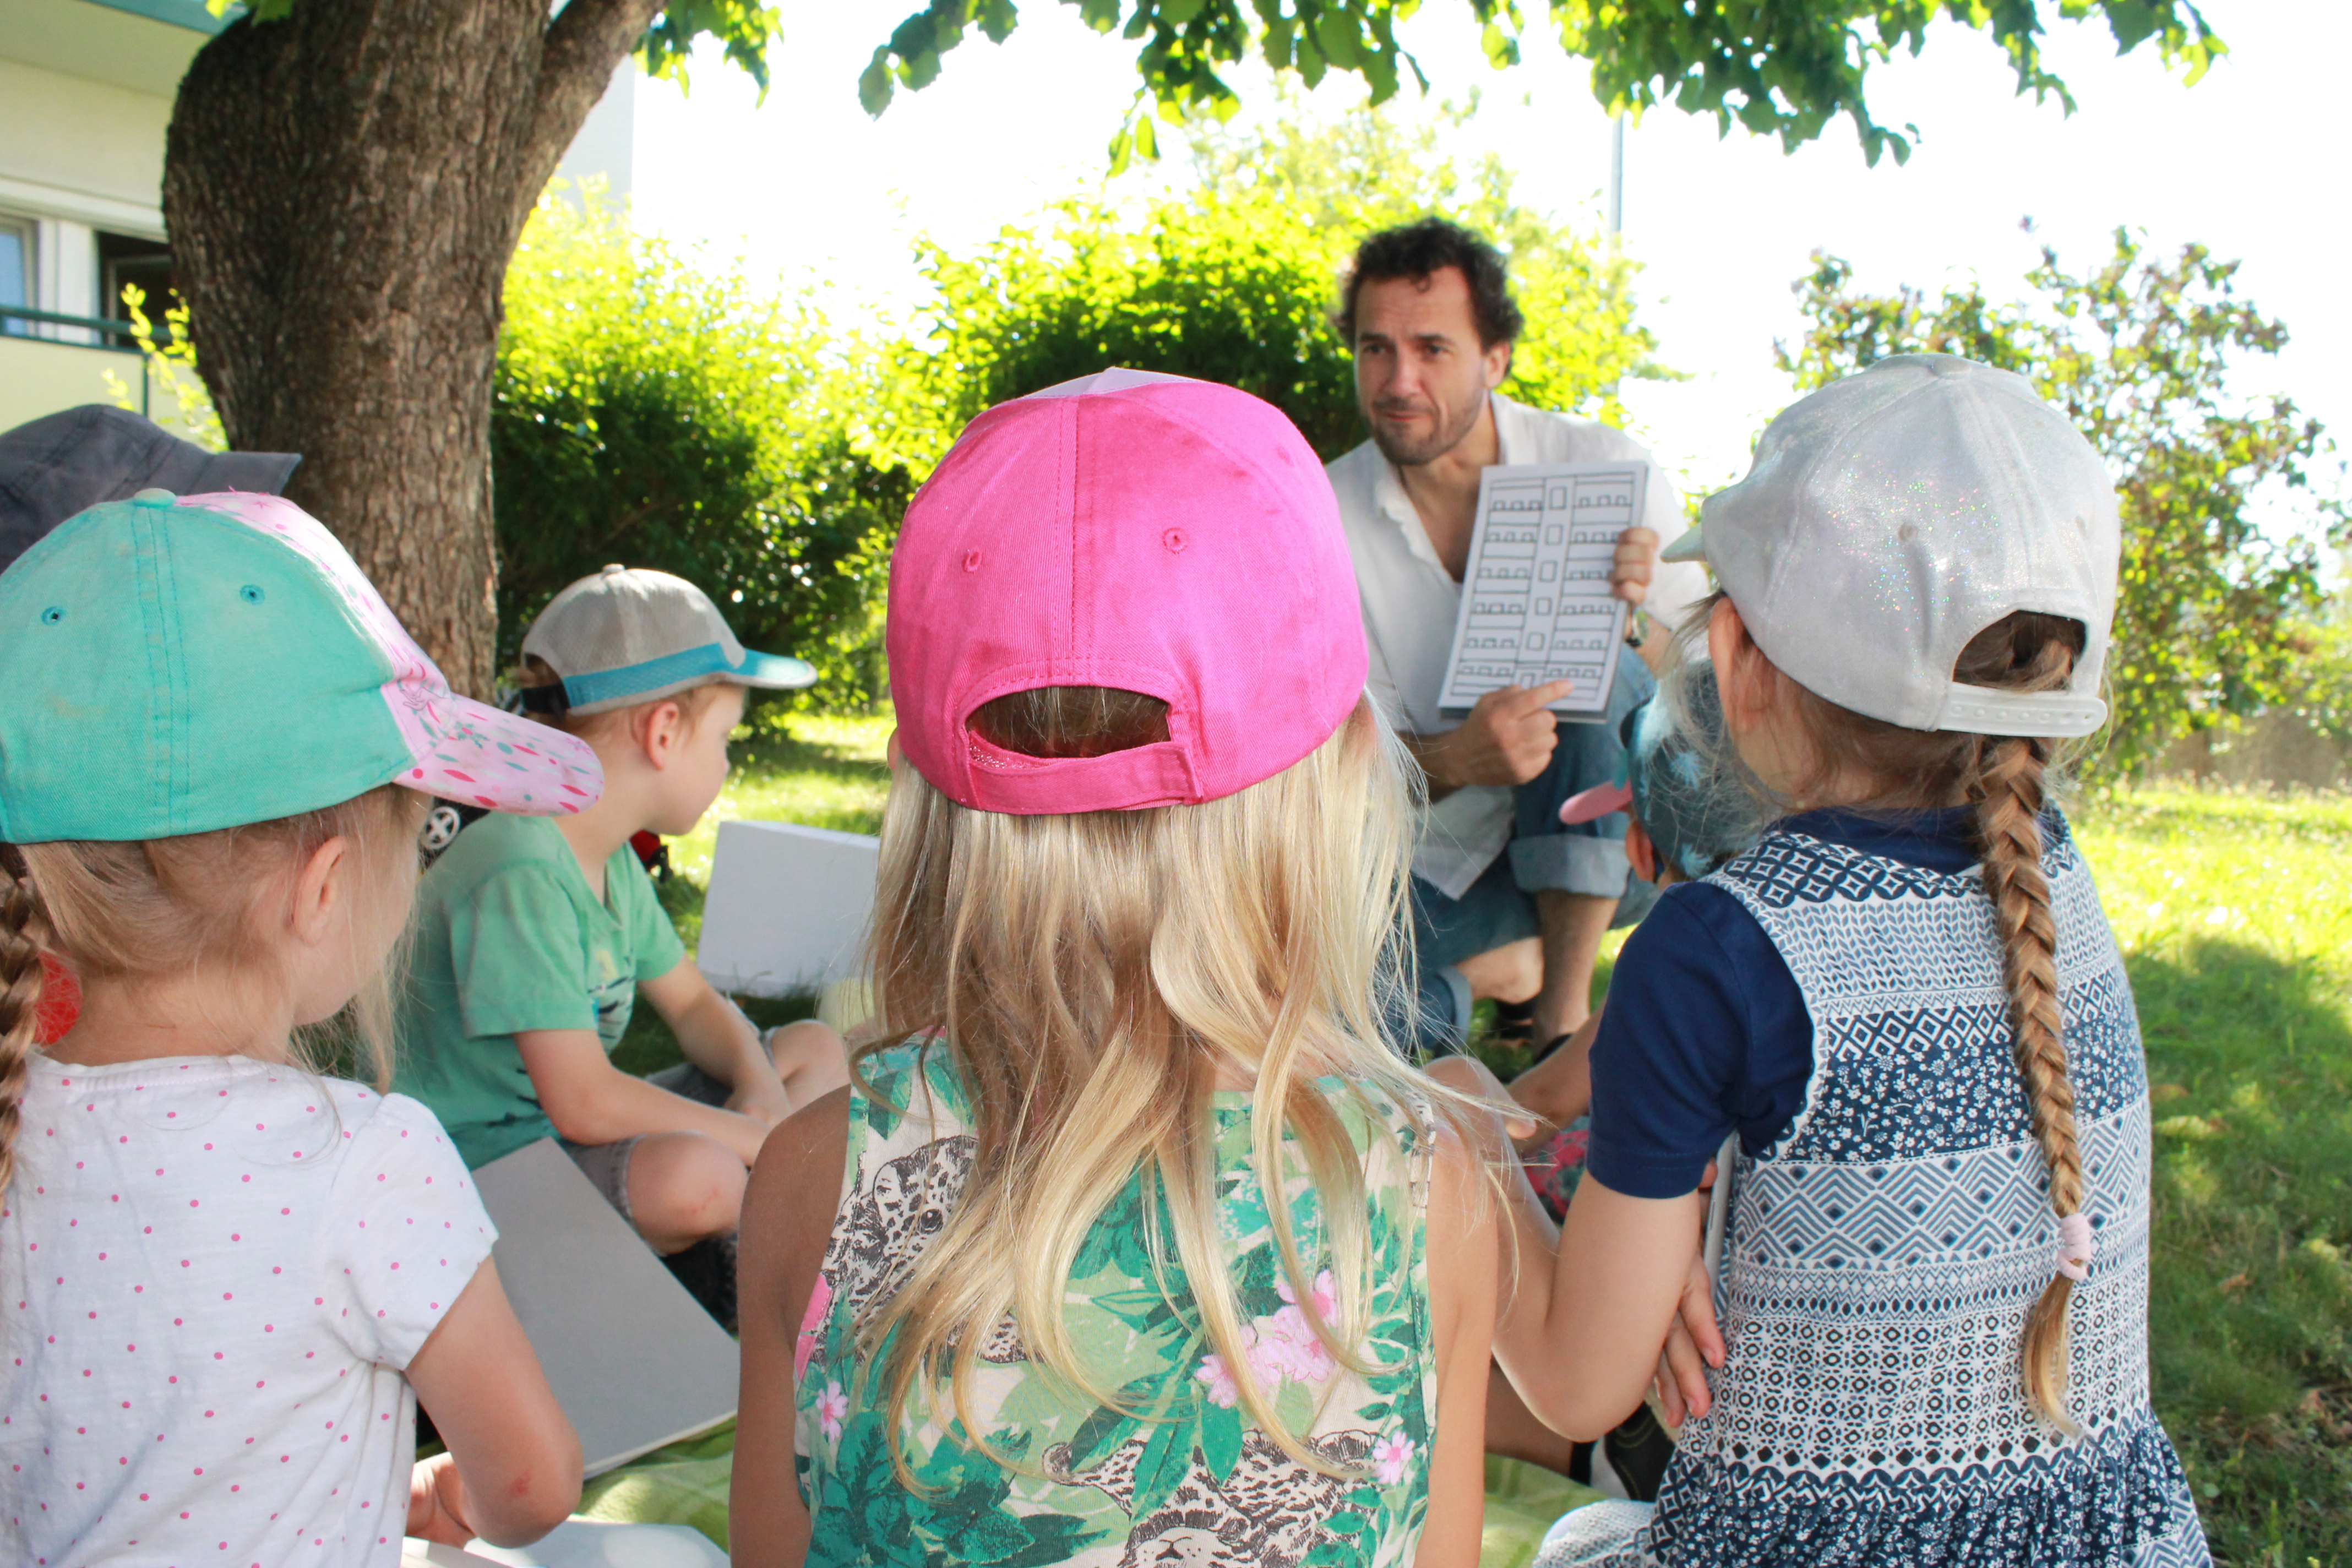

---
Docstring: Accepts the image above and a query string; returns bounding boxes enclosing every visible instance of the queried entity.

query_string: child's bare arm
[640,963,851,1125]
[731,1087,853,1568]
[405,1259,581,1548]
[1501,1178,1704,1442]
[515,1027,770,1164]
[1414,1122,1500,1568]
[1508,1009,1603,1132]
[640,960,788,1114]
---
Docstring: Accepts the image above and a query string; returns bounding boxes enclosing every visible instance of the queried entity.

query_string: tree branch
[519,0,663,223]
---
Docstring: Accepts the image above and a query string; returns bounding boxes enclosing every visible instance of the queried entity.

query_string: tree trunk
[163,0,657,696]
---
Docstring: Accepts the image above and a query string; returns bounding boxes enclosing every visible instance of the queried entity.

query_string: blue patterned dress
[1542,814,2208,1566]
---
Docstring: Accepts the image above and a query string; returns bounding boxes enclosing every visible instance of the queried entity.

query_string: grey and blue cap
[521,564,815,716]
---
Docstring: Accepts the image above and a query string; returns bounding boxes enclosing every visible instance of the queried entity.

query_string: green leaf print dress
[791,1040,1441,1568]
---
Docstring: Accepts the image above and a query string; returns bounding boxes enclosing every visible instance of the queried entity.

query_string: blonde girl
[729,370,1503,1567]
[0,489,592,1564]
[1493,356,2210,1566]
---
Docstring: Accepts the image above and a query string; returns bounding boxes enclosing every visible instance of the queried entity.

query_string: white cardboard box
[470,1140,739,1477]
[694,818,879,998]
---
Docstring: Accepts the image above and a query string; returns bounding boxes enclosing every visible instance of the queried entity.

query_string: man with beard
[1329,219,1703,1067]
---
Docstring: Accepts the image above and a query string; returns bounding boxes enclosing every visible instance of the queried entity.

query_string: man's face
[1351,266,1511,467]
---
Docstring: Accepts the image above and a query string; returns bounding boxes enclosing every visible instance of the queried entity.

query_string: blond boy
[395,566,847,1272]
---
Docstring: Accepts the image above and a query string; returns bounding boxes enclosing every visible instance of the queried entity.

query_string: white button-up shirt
[1329,392,1705,898]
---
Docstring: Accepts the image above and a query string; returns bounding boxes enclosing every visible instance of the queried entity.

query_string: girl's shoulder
[846,1036,973,1145]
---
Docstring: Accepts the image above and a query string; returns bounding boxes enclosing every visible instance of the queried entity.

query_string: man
[1328,219,1704,1058]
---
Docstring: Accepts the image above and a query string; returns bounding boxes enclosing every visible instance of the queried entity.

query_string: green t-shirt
[394,812,687,1168]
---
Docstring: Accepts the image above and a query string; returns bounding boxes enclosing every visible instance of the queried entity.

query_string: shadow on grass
[2131,936,2352,1566]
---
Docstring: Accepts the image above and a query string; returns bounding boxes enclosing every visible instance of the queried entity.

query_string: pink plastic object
[1559,780,1635,825]
[886,371,1368,814]
[2055,1210,2096,1281]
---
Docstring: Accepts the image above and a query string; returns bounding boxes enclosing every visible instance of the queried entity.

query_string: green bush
[493,191,910,706]
[891,97,1669,469]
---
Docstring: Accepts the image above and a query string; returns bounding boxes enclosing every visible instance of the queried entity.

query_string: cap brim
[731,649,818,690]
[194,450,301,497]
[395,689,605,815]
[1658,526,1708,565]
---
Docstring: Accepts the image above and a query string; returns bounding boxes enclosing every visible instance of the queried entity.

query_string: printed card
[1438,461,1649,718]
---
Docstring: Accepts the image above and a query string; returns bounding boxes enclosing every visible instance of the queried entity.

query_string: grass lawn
[634,712,2351,1565]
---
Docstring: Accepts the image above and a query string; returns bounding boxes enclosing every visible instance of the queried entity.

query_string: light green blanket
[580,1423,1602,1565]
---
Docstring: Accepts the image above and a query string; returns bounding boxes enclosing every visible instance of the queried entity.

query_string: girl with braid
[1490,357,2209,1565]
[0,491,590,1564]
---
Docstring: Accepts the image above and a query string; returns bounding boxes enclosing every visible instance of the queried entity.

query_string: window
[98,232,178,346]
[0,215,31,338]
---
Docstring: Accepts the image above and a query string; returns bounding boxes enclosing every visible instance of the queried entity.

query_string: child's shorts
[560,1061,731,1224]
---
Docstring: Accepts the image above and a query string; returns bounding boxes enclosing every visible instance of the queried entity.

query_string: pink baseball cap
[887,369,1368,814]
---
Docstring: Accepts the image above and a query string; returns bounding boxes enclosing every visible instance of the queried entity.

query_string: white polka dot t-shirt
[1,1052,498,1567]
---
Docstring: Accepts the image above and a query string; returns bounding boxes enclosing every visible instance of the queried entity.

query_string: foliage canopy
[1778,231,2346,775]
[893,99,1664,467]
[850,1,2224,169]
[493,191,910,704]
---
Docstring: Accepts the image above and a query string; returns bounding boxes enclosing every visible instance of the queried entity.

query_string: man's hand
[1421,679,1574,794]
[1611,526,1658,609]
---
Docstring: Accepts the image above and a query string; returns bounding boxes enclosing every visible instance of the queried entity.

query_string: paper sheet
[1438,461,1650,718]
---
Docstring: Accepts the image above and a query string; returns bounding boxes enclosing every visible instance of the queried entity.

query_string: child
[1513,662,1759,1178]
[0,488,587,1564]
[393,565,848,1280]
[1481,666,1758,1495]
[1497,356,2210,1565]
[727,369,1507,1567]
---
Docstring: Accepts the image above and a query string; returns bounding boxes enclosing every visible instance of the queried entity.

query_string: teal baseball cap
[0,489,603,843]
[1558,663,1760,883]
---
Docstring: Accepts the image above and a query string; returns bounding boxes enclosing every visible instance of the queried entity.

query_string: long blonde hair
[0,786,425,1197]
[1701,596,2093,1428]
[860,688,1474,1476]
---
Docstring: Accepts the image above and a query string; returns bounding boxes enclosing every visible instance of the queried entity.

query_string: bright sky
[631,0,2345,525]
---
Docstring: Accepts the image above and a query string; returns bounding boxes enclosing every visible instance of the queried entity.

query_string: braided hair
[1700,596,2093,1427]
[0,846,45,1198]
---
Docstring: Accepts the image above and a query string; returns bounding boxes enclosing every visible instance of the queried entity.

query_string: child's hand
[1652,1248,1725,1426]
[728,1074,796,1129]
[407,1452,476,1548]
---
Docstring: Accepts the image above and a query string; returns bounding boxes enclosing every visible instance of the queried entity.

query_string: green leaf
[1126,1418,1196,1520]
[1200,1400,1244,1482]
[858,50,896,116]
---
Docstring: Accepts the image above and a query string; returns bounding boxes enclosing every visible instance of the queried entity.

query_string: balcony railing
[0,303,156,419]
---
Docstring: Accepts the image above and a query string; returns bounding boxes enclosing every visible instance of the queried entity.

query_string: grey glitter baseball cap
[1664,355,2117,739]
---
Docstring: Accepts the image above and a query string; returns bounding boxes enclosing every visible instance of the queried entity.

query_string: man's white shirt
[1328,391,1705,899]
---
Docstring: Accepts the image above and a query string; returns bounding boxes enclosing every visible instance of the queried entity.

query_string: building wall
[1,0,637,444]
[0,55,174,238]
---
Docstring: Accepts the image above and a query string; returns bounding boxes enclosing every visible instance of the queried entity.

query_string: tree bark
[163,0,659,696]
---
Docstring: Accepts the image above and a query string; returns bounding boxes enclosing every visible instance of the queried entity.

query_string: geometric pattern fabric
[1545,813,2211,1566]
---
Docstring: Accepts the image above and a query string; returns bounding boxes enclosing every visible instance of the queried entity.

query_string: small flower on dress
[815,1380,849,1442]
[1372,1432,1414,1486]
[1195,1349,1243,1409]
[794,1275,835,1381]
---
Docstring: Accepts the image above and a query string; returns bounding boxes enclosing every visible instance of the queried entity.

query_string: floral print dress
[792,1040,1440,1568]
